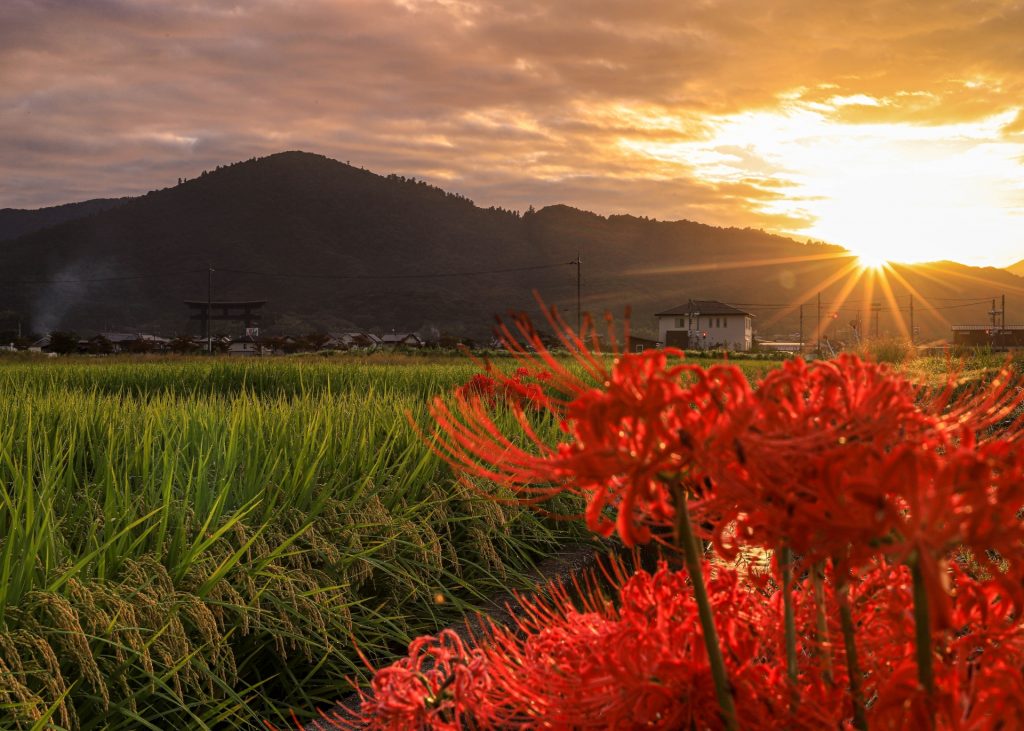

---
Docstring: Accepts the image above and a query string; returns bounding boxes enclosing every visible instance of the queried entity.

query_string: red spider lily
[435,304,1024,554]
[474,560,839,730]
[875,440,1024,628]
[500,367,550,410]
[316,630,495,731]
[305,559,1024,730]
[456,373,498,405]
[455,370,550,411]
[865,564,1024,730]
[400,305,1024,730]
[433,347,754,546]
[928,362,1024,446]
[702,355,945,563]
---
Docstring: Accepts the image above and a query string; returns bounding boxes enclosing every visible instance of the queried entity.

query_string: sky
[2,0,1023,267]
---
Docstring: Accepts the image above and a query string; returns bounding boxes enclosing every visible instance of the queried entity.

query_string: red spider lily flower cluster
[436,346,755,546]
[321,559,1024,730]
[309,304,1024,730]
[454,367,550,411]
[478,561,834,731]
[310,630,493,731]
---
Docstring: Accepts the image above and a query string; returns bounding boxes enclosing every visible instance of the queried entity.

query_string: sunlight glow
[855,252,888,270]
[621,97,1024,267]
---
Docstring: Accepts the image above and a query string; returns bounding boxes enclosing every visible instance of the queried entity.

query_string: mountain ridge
[2,151,1021,341]
[0,198,130,243]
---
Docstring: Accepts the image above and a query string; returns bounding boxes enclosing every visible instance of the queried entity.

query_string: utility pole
[990,298,999,349]
[568,252,582,334]
[1002,294,1006,330]
[816,292,821,355]
[799,304,803,353]
[207,266,215,355]
[872,302,881,339]
[909,295,914,345]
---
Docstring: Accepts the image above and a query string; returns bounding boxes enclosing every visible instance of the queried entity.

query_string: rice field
[0,353,793,729]
[0,356,584,730]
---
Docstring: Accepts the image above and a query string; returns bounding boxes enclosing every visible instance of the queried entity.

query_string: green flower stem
[780,545,799,696]
[671,481,738,731]
[910,555,936,711]
[835,559,868,731]
[811,563,834,686]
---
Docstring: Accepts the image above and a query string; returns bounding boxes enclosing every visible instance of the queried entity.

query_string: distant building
[380,332,425,348]
[227,334,267,356]
[951,325,1024,348]
[655,300,754,351]
[326,331,384,350]
[626,335,661,353]
[756,340,802,353]
[97,332,170,353]
[29,336,50,352]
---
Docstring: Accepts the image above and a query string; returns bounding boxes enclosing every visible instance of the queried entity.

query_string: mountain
[1,151,1022,342]
[0,198,130,242]
[1008,259,1024,278]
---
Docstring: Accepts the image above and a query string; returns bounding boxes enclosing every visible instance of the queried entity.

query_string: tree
[126,337,156,354]
[86,335,114,355]
[168,335,199,354]
[261,335,286,354]
[302,332,332,351]
[48,331,79,355]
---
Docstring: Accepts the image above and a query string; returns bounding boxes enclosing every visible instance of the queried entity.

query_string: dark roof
[381,332,424,344]
[655,300,755,317]
[184,300,268,307]
[98,331,169,343]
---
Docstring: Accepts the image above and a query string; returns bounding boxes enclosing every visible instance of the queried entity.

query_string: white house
[227,335,267,356]
[655,300,754,351]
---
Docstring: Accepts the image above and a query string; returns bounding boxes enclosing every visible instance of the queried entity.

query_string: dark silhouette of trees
[49,331,79,355]
[126,338,156,354]
[302,332,332,351]
[86,335,114,355]
[168,335,199,354]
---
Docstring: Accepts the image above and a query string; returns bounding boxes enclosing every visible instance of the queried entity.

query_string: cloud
[2,0,1023,264]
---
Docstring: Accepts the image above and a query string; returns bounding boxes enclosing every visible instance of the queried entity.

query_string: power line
[0,266,1005,319]
[0,269,206,285]
[0,262,576,286]
[215,263,572,280]
[918,296,1002,302]
[729,299,997,317]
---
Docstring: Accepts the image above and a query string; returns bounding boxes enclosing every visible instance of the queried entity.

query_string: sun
[853,250,888,269]
[624,105,1023,268]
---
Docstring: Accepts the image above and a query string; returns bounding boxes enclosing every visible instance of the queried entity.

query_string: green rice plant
[0,357,588,729]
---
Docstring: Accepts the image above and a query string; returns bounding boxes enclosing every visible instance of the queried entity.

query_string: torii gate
[184,300,267,342]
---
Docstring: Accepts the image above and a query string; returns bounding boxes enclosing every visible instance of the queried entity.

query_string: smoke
[31,258,117,334]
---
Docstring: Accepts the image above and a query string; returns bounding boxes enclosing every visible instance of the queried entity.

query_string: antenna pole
[816,292,821,355]
[909,295,914,345]
[207,266,215,354]
[568,253,582,334]
[799,304,803,354]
